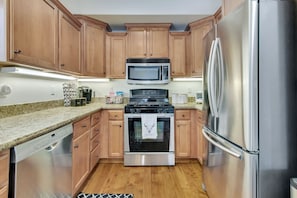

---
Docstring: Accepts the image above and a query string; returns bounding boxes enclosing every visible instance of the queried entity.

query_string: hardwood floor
[81,161,208,198]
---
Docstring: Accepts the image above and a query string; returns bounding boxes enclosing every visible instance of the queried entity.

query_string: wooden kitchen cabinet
[169,32,190,77]
[188,16,214,77]
[9,0,59,70]
[76,15,110,77]
[108,110,124,158]
[222,0,244,16]
[106,32,127,78]
[90,111,101,170]
[175,110,191,158]
[72,116,90,195]
[0,150,9,198]
[196,110,206,165]
[126,23,171,58]
[58,9,82,74]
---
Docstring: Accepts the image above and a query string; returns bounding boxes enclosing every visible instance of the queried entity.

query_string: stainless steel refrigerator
[202,0,297,197]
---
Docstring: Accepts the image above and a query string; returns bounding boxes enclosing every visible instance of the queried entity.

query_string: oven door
[124,113,174,152]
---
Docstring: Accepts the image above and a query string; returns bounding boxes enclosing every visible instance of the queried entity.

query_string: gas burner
[125,89,174,114]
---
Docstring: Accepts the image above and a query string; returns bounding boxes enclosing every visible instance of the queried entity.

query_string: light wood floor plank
[81,161,208,198]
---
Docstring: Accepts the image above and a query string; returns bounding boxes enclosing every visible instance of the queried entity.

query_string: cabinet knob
[61,64,65,67]
[14,49,22,54]
[74,145,79,149]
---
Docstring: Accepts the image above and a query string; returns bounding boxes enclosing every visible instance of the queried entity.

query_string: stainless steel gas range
[124,89,175,166]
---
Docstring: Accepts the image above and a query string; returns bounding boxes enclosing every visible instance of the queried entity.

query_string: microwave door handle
[160,66,162,80]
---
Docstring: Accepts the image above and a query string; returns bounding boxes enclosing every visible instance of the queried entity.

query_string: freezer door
[202,127,258,198]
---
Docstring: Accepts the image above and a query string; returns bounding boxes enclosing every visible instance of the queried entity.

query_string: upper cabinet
[222,0,244,16]
[6,0,82,74]
[9,0,59,70]
[188,16,214,77]
[76,15,110,77]
[126,23,171,58]
[169,32,190,77]
[58,8,82,74]
[106,32,127,78]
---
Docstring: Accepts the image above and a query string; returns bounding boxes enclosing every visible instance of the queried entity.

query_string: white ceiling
[59,0,222,31]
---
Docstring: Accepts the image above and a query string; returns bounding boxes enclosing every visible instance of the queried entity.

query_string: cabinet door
[59,12,81,74]
[127,27,147,58]
[175,120,191,157]
[0,150,9,198]
[72,131,89,194]
[169,33,188,77]
[148,27,169,58]
[191,21,213,77]
[108,120,123,158]
[106,33,126,78]
[83,23,105,77]
[10,0,58,69]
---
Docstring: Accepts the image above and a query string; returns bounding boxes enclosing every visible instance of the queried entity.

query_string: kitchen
[0,1,296,197]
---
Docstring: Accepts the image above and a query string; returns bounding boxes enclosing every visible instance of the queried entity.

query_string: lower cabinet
[97,110,124,160]
[175,110,191,158]
[175,109,205,162]
[72,116,90,195]
[90,111,101,170]
[197,110,206,165]
[108,110,124,158]
[0,150,9,198]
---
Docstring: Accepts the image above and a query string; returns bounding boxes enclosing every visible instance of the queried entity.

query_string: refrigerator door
[204,0,259,152]
[202,127,257,198]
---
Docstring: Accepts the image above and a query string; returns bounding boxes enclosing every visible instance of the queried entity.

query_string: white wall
[0,73,66,106]
[78,79,202,98]
[0,74,202,106]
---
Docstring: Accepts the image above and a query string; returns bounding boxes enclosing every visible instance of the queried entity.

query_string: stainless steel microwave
[126,58,170,85]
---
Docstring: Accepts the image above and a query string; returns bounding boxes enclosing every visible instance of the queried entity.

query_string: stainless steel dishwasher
[10,124,73,198]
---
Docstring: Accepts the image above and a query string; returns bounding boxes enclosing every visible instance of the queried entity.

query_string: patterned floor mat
[76,193,134,198]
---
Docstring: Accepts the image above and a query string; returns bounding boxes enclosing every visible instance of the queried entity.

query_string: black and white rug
[77,193,134,198]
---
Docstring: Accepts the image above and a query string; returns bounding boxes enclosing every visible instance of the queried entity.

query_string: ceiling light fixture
[0,67,76,80]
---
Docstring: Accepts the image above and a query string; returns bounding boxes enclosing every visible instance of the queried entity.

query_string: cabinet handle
[61,64,65,67]
[81,125,87,128]
[74,145,79,149]
[14,49,22,54]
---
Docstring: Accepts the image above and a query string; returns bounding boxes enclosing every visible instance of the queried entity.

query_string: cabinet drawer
[175,110,191,120]
[90,135,100,151]
[73,116,90,139]
[90,124,100,139]
[90,146,100,170]
[0,150,9,190]
[108,110,123,120]
[91,111,101,126]
[0,185,8,198]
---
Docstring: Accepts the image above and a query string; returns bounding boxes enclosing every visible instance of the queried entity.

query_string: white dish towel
[141,114,158,139]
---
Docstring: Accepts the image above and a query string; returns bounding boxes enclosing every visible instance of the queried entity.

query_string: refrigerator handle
[217,38,224,111]
[209,39,219,118]
[203,127,242,159]
[207,40,217,118]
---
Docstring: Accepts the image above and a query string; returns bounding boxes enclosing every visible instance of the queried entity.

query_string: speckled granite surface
[0,101,202,152]
[0,100,64,119]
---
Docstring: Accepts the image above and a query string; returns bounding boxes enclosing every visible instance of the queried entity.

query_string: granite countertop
[0,102,202,152]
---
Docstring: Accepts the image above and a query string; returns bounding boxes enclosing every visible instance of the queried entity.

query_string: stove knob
[136,109,141,113]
